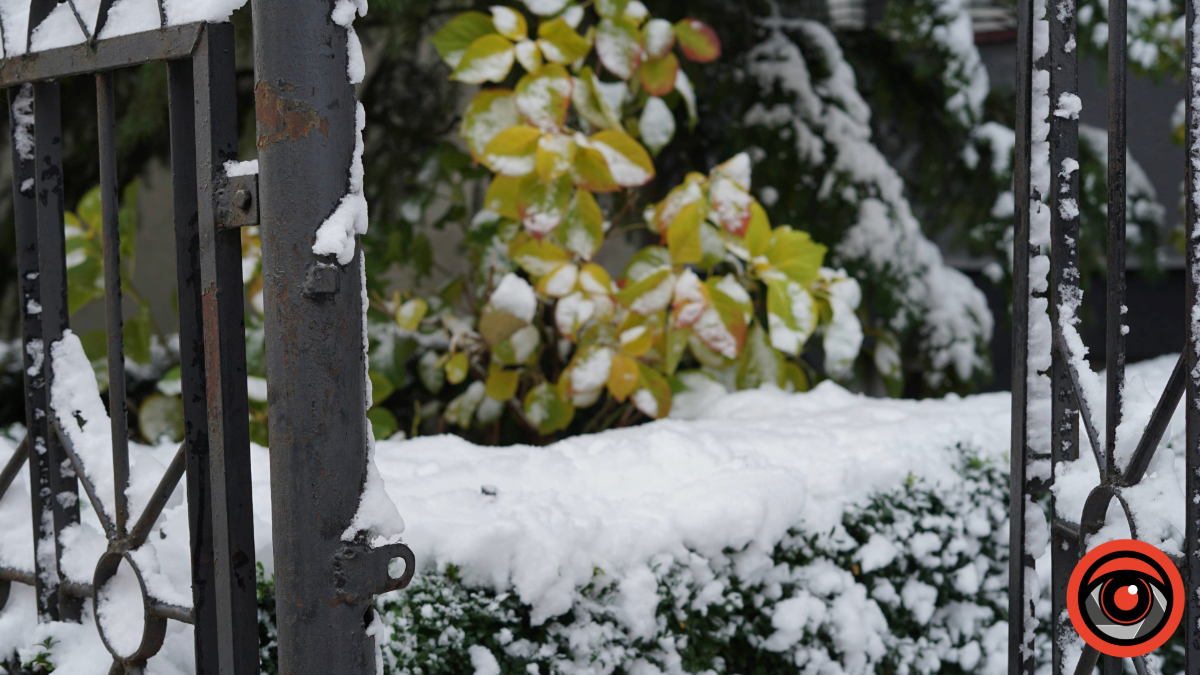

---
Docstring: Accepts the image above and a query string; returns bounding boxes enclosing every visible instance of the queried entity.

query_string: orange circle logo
[1067,539,1183,657]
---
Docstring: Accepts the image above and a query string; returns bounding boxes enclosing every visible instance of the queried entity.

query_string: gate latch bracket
[216,173,259,231]
[331,539,417,606]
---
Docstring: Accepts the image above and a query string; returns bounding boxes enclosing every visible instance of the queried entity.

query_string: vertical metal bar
[167,57,220,675]
[192,23,258,675]
[253,1,383,670]
[1105,0,1127,482]
[96,70,129,538]
[32,80,82,623]
[9,83,56,622]
[1048,2,1080,672]
[1011,0,1036,672]
[1182,0,1200,666]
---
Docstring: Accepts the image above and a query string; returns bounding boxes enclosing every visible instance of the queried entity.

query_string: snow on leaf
[489,6,527,41]
[537,17,592,64]
[516,64,573,132]
[569,345,614,392]
[671,269,709,328]
[820,269,864,380]
[572,137,620,192]
[707,176,753,236]
[579,263,612,294]
[641,18,675,58]
[536,262,579,298]
[396,298,428,330]
[523,382,573,433]
[652,173,704,234]
[623,245,671,281]
[595,0,629,19]
[514,39,543,72]
[639,53,679,97]
[556,291,596,337]
[616,268,674,315]
[674,69,698,129]
[587,129,655,187]
[558,190,604,259]
[451,34,516,84]
[489,272,538,323]
[461,89,519,161]
[446,381,485,427]
[536,132,577,182]
[572,68,623,130]
[633,364,670,418]
[431,11,496,69]
[674,18,720,63]
[493,324,542,365]
[520,0,569,16]
[510,234,572,276]
[595,17,643,80]
[517,174,573,236]
[483,125,541,176]
[765,278,816,356]
[711,152,751,189]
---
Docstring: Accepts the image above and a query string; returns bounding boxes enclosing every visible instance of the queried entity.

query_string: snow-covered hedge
[254,444,1009,675]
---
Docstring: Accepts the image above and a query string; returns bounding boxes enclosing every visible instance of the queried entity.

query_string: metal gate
[0,1,413,673]
[1011,0,1200,672]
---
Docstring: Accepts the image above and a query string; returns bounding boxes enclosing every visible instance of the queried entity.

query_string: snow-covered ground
[0,354,1185,673]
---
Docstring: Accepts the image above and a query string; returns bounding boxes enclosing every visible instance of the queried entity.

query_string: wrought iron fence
[0,2,414,673]
[1011,0,1200,672]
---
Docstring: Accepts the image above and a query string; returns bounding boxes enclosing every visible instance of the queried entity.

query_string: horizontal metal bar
[0,435,28,500]
[1122,352,1186,486]
[150,600,194,624]
[0,23,203,87]
[1053,517,1081,543]
[0,566,35,586]
[60,579,92,598]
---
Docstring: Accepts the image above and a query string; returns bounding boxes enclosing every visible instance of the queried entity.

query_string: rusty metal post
[252,2,410,671]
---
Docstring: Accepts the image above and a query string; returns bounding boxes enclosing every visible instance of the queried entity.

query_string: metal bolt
[234,189,252,211]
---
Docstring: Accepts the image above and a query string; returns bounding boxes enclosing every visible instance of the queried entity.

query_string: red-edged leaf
[674,18,720,63]
[639,53,678,96]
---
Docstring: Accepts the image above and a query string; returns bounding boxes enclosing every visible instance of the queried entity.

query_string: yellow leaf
[485,174,523,220]
[587,129,655,187]
[572,142,620,193]
[445,352,469,384]
[510,234,571,276]
[743,200,771,258]
[461,89,518,161]
[667,201,703,265]
[489,6,527,41]
[607,353,640,401]
[515,64,573,132]
[485,361,521,400]
[619,324,655,357]
[483,125,541,176]
[558,190,604,260]
[537,18,592,63]
[451,34,516,84]
[396,298,428,330]
[536,133,577,182]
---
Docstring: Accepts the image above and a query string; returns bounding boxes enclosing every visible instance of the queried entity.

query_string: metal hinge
[216,173,259,230]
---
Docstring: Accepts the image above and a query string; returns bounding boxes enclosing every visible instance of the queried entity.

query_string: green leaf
[667,200,703,265]
[633,363,671,418]
[367,407,399,440]
[515,64,573,132]
[452,34,516,84]
[480,308,528,347]
[484,174,523,220]
[369,370,395,406]
[664,325,690,375]
[124,302,153,365]
[623,246,671,281]
[639,53,678,97]
[517,174,573,237]
[523,382,574,434]
[493,324,541,365]
[736,322,782,390]
[156,366,182,396]
[432,12,498,69]
[572,142,620,193]
[766,227,827,286]
[446,382,486,428]
[874,330,904,398]
[76,185,103,230]
[594,17,642,80]
[418,350,446,394]
[537,18,591,64]
[558,190,604,260]
[138,394,184,443]
[674,18,721,63]
[79,329,108,362]
[461,89,519,161]
[510,234,571,275]
[119,179,139,263]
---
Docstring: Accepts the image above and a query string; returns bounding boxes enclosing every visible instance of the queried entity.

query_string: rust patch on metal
[255,81,330,148]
